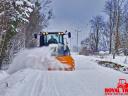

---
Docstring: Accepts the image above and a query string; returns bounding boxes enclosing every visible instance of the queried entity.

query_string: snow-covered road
[0,55,128,96]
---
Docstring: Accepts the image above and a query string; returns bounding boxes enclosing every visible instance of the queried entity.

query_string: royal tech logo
[105,79,128,96]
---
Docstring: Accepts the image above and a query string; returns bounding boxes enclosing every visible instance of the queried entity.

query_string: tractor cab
[39,32,70,56]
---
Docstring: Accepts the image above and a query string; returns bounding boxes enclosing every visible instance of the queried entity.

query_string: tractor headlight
[43,32,48,35]
[58,32,64,35]
[58,32,61,35]
[46,32,48,35]
[43,32,46,35]
[61,32,64,35]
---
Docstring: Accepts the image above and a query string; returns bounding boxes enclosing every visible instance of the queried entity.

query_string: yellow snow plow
[36,32,75,71]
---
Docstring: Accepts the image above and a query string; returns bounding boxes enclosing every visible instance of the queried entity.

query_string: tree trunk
[95,29,99,52]
[109,15,113,54]
[109,32,112,54]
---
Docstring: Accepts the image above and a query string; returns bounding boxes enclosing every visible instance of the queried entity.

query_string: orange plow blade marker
[56,56,75,71]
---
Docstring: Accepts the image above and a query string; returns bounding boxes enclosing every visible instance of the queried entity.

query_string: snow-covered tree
[0,0,53,68]
[0,0,34,68]
[25,0,52,48]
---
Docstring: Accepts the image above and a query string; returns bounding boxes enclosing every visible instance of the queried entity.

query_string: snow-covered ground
[0,71,8,81]
[0,50,128,96]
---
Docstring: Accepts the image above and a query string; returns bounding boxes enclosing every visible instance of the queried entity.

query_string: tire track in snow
[29,72,44,96]
[39,72,52,96]
[16,71,50,96]
[3,70,49,96]
[39,72,49,96]
[5,71,41,96]
[48,72,92,96]
[41,72,61,96]
[50,73,60,96]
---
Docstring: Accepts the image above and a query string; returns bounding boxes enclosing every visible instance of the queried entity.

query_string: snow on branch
[0,12,4,16]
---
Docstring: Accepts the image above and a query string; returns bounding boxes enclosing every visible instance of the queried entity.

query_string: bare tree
[90,16,105,52]
[104,0,115,54]
[119,1,128,55]
[104,0,126,58]
[113,0,125,58]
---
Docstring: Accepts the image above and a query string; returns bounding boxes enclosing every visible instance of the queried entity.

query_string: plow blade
[48,56,75,71]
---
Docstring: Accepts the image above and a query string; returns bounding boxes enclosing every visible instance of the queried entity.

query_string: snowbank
[95,55,128,67]
[0,71,9,81]
[81,55,128,73]
[7,47,68,74]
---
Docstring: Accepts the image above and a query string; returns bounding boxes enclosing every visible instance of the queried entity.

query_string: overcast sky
[44,0,106,46]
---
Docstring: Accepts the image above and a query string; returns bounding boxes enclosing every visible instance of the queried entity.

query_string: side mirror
[34,34,37,39]
[68,32,71,38]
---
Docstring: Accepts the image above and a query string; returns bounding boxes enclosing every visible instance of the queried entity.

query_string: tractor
[34,32,75,71]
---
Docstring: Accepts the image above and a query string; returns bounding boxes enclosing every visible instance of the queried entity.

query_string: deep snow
[0,49,128,96]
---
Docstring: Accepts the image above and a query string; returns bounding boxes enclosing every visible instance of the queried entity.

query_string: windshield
[47,34,63,44]
[44,34,64,45]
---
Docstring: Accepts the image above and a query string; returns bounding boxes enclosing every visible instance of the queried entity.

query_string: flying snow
[7,47,67,74]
